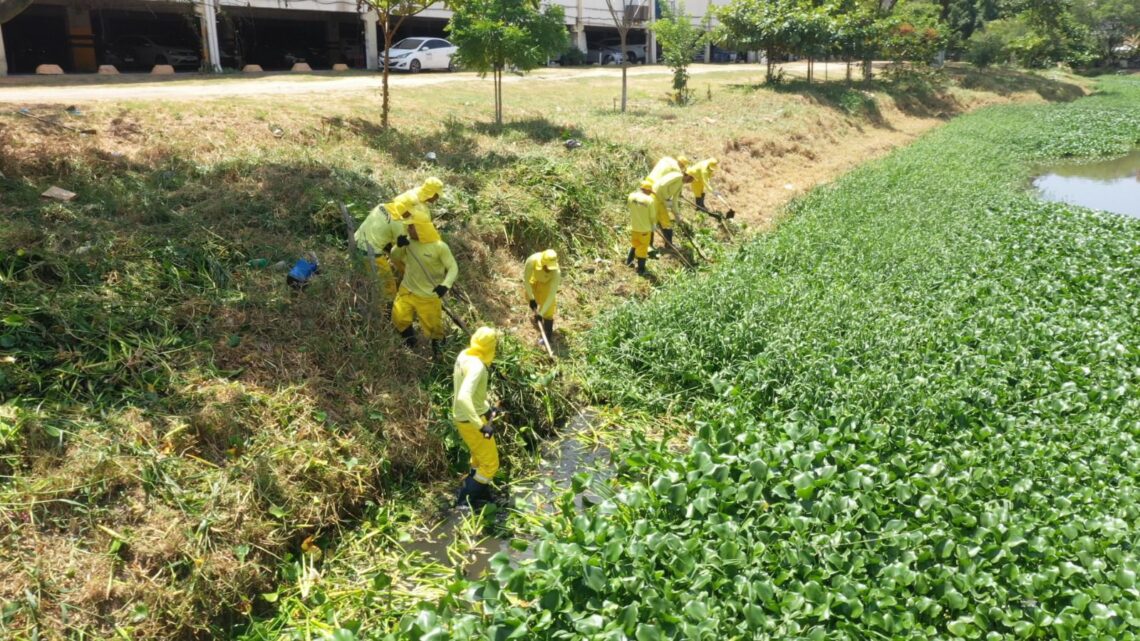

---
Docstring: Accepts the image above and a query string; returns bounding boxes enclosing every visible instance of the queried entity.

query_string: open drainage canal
[403,409,613,579]
[1033,149,1140,217]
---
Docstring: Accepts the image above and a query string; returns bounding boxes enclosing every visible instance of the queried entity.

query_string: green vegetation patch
[398,77,1140,639]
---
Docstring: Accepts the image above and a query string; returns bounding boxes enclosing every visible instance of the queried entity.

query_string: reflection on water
[1033,149,1140,218]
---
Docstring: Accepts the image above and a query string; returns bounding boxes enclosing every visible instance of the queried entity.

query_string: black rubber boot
[663,228,674,246]
[400,327,417,348]
[431,339,442,357]
[542,318,554,341]
[456,474,478,506]
[636,258,647,275]
[696,195,706,210]
[625,247,635,266]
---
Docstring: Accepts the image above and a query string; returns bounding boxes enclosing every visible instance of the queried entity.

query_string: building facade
[0,0,729,76]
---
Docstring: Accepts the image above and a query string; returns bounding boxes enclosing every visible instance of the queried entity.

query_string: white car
[385,37,458,73]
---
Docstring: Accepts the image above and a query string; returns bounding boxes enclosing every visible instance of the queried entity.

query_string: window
[393,38,425,51]
[427,40,450,50]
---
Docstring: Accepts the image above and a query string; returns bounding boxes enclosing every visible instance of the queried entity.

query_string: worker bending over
[453,327,501,507]
[354,203,409,300]
[523,249,562,346]
[627,180,656,275]
[686,158,718,210]
[650,169,694,248]
[392,176,444,224]
[392,209,458,354]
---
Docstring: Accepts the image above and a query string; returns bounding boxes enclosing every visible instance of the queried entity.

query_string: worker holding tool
[392,209,458,354]
[453,326,501,507]
[522,249,562,347]
[649,169,694,249]
[627,180,657,276]
[685,158,718,211]
[354,203,409,299]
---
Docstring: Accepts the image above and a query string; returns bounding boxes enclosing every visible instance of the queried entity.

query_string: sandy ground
[0,62,866,103]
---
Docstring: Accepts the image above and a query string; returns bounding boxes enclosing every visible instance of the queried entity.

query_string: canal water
[402,408,613,579]
[1033,149,1140,218]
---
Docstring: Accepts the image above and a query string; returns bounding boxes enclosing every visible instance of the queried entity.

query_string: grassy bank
[388,76,1140,639]
[0,66,1090,638]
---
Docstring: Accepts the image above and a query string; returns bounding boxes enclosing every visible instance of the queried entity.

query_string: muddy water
[1033,149,1140,217]
[402,409,612,579]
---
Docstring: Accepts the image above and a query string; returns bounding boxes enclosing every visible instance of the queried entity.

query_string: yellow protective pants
[631,231,652,259]
[372,255,403,300]
[392,287,444,339]
[456,421,499,484]
[654,195,673,230]
[531,282,557,320]
[691,178,707,199]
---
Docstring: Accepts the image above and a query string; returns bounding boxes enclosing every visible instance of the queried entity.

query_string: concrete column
[326,19,339,67]
[574,26,587,53]
[704,40,710,63]
[196,0,222,72]
[66,7,97,72]
[0,25,7,77]
[363,10,378,71]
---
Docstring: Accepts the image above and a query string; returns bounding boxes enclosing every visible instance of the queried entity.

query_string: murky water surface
[1033,150,1140,217]
[403,409,612,579]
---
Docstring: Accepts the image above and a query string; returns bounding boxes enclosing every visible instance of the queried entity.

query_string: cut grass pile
[0,66,1092,638]
[392,76,1140,639]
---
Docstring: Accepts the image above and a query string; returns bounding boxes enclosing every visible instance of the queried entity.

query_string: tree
[1072,0,1140,65]
[447,0,567,125]
[361,0,437,129]
[605,0,649,112]
[653,1,707,103]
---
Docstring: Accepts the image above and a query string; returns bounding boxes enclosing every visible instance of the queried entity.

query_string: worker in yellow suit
[453,326,500,507]
[650,169,694,249]
[392,208,458,354]
[389,176,444,225]
[354,203,409,300]
[627,180,656,275]
[523,249,561,346]
[686,158,718,211]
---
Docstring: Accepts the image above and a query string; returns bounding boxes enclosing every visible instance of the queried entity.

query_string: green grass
[0,66,1097,639]
[385,76,1140,639]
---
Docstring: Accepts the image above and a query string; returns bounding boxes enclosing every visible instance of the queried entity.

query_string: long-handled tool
[17,108,97,135]
[655,226,694,269]
[339,202,379,278]
[670,210,711,263]
[533,315,556,360]
[710,190,737,218]
[682,195,736,239]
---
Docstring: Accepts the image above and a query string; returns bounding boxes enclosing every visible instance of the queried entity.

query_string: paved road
[0,62,854,103]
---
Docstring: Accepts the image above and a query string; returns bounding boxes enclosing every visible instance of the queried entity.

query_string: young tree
[653,1,706,103]
[361,0,436,129]
[447,0,567,125]
[605,0,649,112]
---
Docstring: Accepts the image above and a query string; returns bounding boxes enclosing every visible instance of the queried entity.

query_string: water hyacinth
[389,77,1140,640]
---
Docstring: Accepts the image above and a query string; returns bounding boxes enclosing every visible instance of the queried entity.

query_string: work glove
[528,299,537,312]
[434,285,449,298]
[480,422,495,439]
[382,243,393,254]
[396,235,410,247]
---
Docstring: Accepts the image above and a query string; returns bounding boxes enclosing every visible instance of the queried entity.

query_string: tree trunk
[381,18,392,129]
[863,56,873,82]
[619,28,628,112]
[494,67,503,125]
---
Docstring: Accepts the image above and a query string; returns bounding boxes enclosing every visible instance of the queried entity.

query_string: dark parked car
[103,35,200,69]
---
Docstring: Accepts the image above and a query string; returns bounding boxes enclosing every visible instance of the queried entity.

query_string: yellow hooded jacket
[400,226,459,298]
[686,158,717,198]
[523,251,562,318]
[355,204,408,260]
[452,328,497,426]
[648,157,683,184]
[628,190,656,233]
[653,170,685,215]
